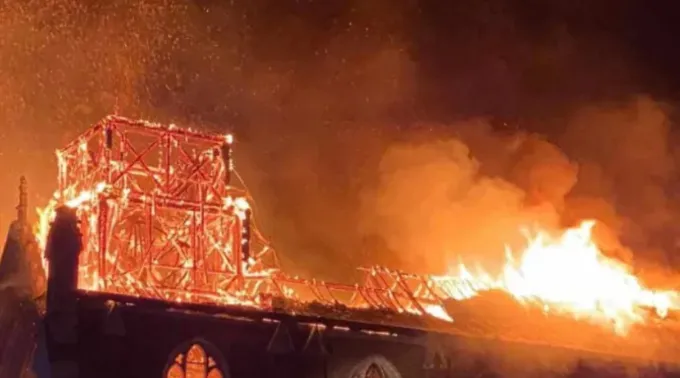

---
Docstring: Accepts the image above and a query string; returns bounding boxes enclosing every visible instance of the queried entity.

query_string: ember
[35,116,452,323]
[34,115,680,334]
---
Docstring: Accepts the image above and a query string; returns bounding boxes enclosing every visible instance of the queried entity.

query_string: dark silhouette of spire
[17,176,27,225]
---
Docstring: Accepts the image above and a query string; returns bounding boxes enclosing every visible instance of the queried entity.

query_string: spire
[17,176,27,225]
[114,96,120,116]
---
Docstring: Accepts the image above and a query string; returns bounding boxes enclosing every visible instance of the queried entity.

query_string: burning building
[3,115,680,377]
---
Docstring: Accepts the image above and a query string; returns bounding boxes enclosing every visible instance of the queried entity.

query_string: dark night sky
[2,0,680,282]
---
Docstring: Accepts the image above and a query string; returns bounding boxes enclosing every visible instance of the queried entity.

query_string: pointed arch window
[365,363,385,378]
[165,342,225,378]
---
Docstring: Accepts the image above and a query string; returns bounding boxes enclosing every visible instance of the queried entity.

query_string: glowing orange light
[33,115,680,335]
[440,221,679,332]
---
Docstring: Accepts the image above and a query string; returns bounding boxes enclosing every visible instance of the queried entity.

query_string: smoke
[560,97,680,281]
[0,0,679,285]
[359,96,680,283]
[2,1,680,375]
[0,0,416,279]
[358,129,560,274]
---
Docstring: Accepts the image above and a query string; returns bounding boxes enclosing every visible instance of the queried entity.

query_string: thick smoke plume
[360,97,679,281]
[0,0,679,286]
[3,1,680,374]
[359,126,564,274]
[0,0,417,280]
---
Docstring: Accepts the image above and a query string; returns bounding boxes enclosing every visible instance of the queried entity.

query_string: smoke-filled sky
[2,0,680,283]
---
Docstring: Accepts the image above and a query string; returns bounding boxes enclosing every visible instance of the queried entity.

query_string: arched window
[165,342,226,378]
[347,355,401,378]
[365,363,385,378]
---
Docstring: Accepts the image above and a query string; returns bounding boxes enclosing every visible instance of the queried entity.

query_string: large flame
[33,185,680,331]
[443,220,679,332]
[31,117,680,333]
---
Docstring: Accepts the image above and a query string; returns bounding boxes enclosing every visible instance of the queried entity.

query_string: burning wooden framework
[43,115,454,321]
[11,115,680,377]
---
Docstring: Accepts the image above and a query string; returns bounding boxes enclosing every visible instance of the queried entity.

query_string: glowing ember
[441,221,680,332]
[33,116,276,308]
[32,115,680,333]
[33,116,462,326]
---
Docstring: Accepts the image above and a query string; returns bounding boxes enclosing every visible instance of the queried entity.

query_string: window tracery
[365,363,385,378]
[165,342,225,378]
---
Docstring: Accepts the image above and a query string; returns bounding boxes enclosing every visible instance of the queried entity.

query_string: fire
[30,116,680,335]
[32,178,680,331]
[31,115,285,313]
[32,171,679,332]
[444,220,680,331]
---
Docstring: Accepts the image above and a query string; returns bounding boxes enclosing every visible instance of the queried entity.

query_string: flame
[31,117,680,334]
[424,304,454,322]
[32,178,680,332]
[444,220,680,332]
[33,177,269,311]
[33,184,680,331]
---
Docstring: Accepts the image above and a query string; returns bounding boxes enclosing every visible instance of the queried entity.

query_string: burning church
[3,116,680,378]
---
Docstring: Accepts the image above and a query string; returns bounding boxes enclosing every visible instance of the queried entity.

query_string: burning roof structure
[30,115,680,368]
[34,116,454,321]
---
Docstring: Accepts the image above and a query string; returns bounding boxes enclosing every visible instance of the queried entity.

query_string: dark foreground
[2,288,680,378]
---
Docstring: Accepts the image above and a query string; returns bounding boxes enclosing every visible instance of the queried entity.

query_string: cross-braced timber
[50,115,452,319]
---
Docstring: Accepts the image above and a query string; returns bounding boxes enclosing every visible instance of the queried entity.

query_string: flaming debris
[33,116,680,336]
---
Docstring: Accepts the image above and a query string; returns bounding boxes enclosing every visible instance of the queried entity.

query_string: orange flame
[33,184,679,332]
[32,120,680,333]
[444,221,679,332]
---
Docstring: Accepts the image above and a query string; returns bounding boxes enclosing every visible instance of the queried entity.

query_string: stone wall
[0,288,39,378]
